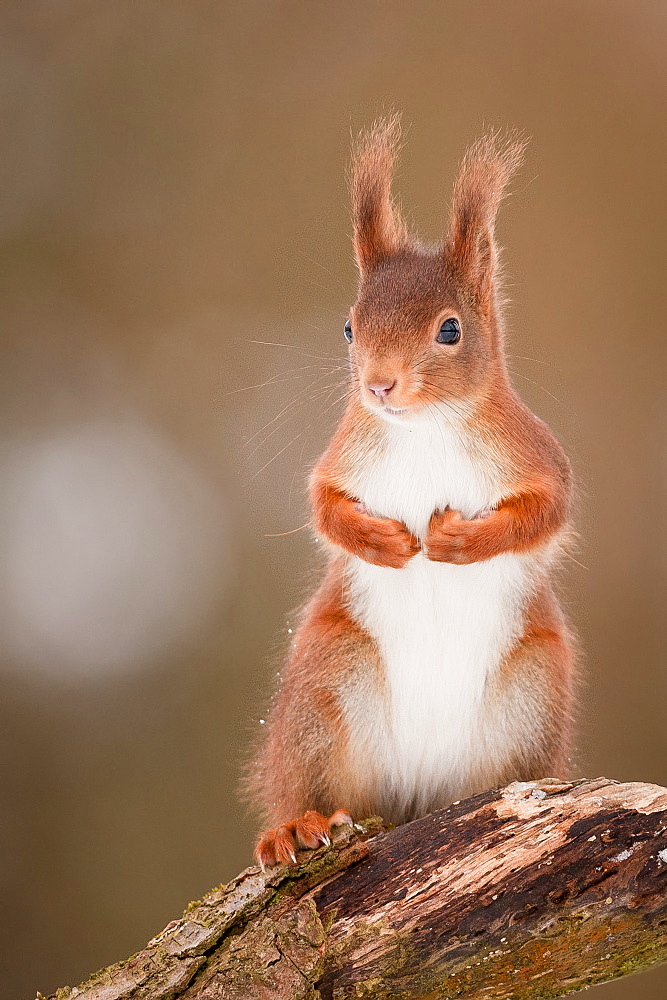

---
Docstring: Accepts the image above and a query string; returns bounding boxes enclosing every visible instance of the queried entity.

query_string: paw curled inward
[255,809,353,870]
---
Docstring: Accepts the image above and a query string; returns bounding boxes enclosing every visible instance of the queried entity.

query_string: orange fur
[312,475,420,568]
[425,477,568,563]
[247,117,576,867]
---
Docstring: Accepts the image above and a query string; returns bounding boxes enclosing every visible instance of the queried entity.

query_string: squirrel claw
[255,808,353,869]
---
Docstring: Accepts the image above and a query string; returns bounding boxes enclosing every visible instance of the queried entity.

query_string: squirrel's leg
[425,481,568,564]
[251,568,383,869]
[478,583,576,785]
[311,475,420,568]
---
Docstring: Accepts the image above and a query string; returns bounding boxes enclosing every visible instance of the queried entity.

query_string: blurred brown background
[0,2,664,997]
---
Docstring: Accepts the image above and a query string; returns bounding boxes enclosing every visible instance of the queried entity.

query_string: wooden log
[44,777,667,1000]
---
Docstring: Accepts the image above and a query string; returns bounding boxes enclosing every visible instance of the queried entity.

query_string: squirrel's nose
[367,380,396,398]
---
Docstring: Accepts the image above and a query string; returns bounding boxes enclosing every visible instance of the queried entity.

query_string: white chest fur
[349,405,500,537]
[343,407,534,819]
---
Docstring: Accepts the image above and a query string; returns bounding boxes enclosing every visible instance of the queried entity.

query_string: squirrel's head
[346,115,526,423]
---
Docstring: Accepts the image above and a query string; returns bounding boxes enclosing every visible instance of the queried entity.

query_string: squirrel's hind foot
[255,809,352,870]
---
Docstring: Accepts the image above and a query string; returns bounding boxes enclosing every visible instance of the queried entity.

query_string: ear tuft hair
[350,114,409,274]
[446,130,528,308]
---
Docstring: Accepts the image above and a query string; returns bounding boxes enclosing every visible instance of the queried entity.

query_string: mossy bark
[43,778,667,1000]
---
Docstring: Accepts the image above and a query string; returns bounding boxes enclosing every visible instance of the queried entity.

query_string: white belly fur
[344,406,538,818]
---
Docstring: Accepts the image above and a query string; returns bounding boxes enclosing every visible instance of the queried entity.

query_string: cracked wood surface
[44,778,667,1000]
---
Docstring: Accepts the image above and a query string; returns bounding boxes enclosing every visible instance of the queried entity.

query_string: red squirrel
[248,117,575,869]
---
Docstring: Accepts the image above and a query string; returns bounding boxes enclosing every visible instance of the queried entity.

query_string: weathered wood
[44,778,667,1000]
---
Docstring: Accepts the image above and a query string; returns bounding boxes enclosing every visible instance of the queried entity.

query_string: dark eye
[344,319,353,344]
[436,317,461,345]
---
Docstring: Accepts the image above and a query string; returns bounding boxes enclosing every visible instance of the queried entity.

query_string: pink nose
[367,381,396,398]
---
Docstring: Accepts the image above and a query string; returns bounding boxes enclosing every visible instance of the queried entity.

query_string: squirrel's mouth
[361,395,414,422]
[383,405,407,417]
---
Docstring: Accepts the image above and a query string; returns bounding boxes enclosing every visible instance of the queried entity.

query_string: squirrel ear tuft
[445,130,527,310]
[350,114,409,275]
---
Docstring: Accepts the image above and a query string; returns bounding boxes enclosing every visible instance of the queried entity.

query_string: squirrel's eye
[344,319,353,344]
[436,317,461,345]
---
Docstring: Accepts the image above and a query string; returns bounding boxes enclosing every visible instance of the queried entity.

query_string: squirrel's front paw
[255,809,353,870]
[424,508,485,564]
[354,512,420,568]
